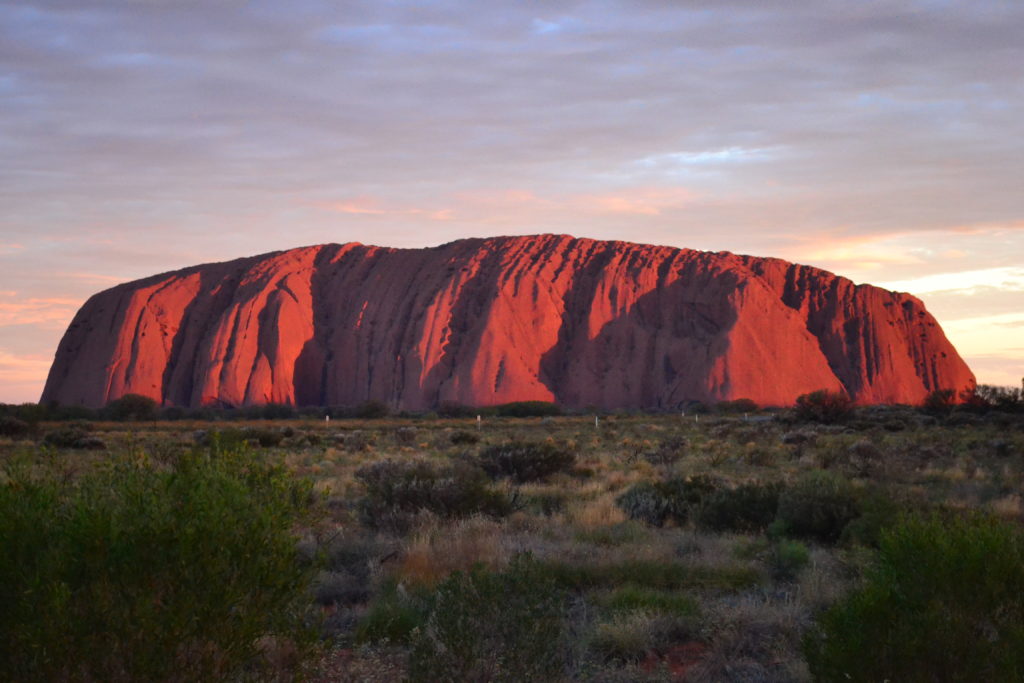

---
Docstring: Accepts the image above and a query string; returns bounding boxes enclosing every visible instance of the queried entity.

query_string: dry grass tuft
[395,516,509,587]
[690,592,810,683]
[569,493,628,529]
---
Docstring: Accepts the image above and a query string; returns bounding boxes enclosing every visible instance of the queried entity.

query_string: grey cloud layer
[3,1,1023,238]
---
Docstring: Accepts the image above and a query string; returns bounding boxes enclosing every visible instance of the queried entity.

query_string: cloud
[876,266,1024,296]
[313,197,453,221]
[0,292,83,328]
[0,348,51,403]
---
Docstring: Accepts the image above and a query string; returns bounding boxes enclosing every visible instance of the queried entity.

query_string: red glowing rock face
[42,235,975,409]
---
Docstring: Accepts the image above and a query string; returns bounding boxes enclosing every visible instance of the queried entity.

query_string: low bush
[437,401,477,418]
[492,401,563,417]
[355,399,391,419]
[337,430,376,452]
[103,393,159,421]
[589,611,700,665]
[795,390,854,424]
[42,425,105,450]
[771,540,810,581]
[355,459,512,532]
[839,488,911,548]
[716,398,758,414]
[595,585,700,618]
[408,554,566,682]
[243,427,286,448]
[696,482,781,533]
[394,426,418,445]
[0,450,320,681]
[0,416,31,439]
[477,441,576,483]
[450,430,481,445]
[312,570,369,607]
[805,513,1024,681]
[616,475,718,527]
[644,437,686,467]
[922,388,957,416]
[774,472,860,544]
[528,489,569,517]
[355,580,432,645]
[537,558,760,593]
[974,383,1024,413]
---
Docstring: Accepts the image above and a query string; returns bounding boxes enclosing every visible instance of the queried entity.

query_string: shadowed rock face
[42,235,975,409]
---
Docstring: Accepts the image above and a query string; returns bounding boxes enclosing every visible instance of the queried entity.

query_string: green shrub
[922,388,957,416]
[0,416,31,439]
[437,401,476,418]
[408,554,566,682]
[492,401,563,417]
[616,475,718,527]
[775,472,860,544]
[243,426,285,447]
[450,430,481,445]
[589,611,699,665]
[696,482,781,533]
[537,558,760,593]
[716,398,758,414]
[256,403,298,420]
[528,490,569,517]
[42,425,105,450]
[795,389,854,424]
[103,393,159,421]
[575,520,648,547]
[198,428,252,452]
[805,513,1024,681]
[0,450,320,681]
[771,540,810,581]
[596,585,700,618]
[355,400,390,419]
[355,459,512,532]
[839,489,911,548]
[478,441,576,483]
[643,437,686,467]
[394,426,418,445]
[355,581,432,645]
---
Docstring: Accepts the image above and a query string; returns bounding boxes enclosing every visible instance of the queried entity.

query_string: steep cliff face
[42,235,975,409]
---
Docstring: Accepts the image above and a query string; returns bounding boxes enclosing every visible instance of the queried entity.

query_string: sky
[1,0,1022,403]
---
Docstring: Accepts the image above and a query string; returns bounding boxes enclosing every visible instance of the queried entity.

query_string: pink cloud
[318,196,389,215]
[0,349,51,402]
[312,197,454,221]
[0,293,83,328]
[574,187,693,216]
[311,186,694,227]
[449,186,693,219]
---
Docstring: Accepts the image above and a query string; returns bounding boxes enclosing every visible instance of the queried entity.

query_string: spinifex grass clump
[0,449,320,682]
[805,512,1024,681]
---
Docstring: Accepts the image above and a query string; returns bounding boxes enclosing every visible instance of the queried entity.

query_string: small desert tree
[794,389,853,423]
[104,393,159,421]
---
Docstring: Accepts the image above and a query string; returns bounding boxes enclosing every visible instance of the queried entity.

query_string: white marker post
[595,415,599,428]
[477,414,482,430]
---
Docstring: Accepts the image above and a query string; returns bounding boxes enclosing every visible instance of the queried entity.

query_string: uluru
[41,234,975,411]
